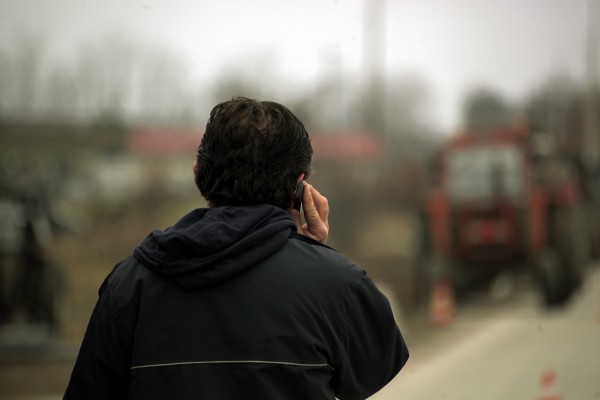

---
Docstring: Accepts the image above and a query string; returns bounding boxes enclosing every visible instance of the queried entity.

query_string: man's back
[65,206,407,400]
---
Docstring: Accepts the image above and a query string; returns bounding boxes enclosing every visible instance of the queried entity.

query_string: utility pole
[362,0,386,136]
[584,0,600,255]
[584,0,600,173]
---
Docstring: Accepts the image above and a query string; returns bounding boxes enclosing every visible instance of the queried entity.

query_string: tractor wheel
[535,248,569,307]
[550,207,588,293]
[586,202,600,261]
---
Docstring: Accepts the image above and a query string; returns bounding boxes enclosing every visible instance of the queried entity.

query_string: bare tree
[461,87,513,129]
[523,75,581,137]
[0,47,10,119]
[0,31,45,121]
[136,47,198,126]
[38,65,80,123]
[74,32,143,127]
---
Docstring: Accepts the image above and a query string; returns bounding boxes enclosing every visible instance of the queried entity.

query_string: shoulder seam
[289,232,336,251]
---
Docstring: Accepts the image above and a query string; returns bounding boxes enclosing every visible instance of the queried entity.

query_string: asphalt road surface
[372,264,600,400]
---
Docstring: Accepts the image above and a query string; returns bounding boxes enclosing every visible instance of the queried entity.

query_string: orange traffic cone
[429,279,455,327]
[538,369,562,400]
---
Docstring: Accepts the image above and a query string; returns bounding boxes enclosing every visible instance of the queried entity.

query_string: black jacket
[64,205,408,400]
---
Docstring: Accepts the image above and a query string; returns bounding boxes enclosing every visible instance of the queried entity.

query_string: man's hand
[289,183,329,242]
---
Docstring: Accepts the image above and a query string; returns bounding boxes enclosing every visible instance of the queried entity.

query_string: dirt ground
[0,355,75,399]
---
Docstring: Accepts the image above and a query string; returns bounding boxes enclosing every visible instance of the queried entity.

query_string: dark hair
[195,97,312,208]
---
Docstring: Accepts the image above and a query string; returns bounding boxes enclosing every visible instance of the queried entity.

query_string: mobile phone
[293,181,305,211]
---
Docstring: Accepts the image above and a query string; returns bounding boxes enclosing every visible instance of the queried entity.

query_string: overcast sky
[0,0,595,130]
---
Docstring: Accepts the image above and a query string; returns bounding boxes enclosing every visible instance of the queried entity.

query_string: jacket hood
[133,204,296,290]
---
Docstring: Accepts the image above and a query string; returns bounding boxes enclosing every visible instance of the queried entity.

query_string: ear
[296,173,305,184]
[193,160,200,176]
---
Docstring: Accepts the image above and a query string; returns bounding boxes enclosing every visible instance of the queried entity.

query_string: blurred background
[0,0,599,398]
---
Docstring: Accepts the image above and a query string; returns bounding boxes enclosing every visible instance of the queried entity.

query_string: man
[64,97,408,399]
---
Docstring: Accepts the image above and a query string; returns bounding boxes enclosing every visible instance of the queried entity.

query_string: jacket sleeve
[334,271,409,400]
[63,275,131,400]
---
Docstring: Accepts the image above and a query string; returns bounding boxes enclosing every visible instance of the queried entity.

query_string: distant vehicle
[0,180,65,331]
[417,126,593,308]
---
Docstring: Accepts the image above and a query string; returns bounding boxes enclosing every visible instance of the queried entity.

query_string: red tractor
[417,126,591,309]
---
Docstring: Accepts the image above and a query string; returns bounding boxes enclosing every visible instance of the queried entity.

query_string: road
[372,264,600,399]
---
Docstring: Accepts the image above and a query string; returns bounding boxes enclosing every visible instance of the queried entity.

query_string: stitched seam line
[131,360,333,370]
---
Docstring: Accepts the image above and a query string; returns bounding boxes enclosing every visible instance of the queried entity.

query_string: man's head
[195,97,313,209]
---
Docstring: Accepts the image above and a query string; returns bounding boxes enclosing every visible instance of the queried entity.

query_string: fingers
[286,183,329,243]
[308,185,329,223]
[302,184,329,242]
